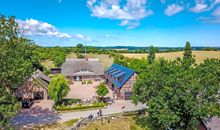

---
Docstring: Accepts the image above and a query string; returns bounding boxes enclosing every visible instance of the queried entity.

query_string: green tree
[0,15,37,127]
[96,83,109,101]
[147,46,156,64]
[48,74,70,105]
[182,41,195,67]
[132,58,220,129]
[76,43,84,53]
[53,56,65,67]
[0,87,20,128]
[128,58,148,74]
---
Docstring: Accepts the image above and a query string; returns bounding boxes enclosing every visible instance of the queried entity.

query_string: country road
[11,100,147,126]
[60,100,147,122]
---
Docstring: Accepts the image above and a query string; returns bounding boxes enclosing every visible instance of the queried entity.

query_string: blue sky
[0,0,220,47]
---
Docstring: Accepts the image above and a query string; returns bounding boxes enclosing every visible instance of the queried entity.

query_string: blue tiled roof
[105,64,135,88]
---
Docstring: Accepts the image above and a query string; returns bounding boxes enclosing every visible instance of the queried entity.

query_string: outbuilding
[105,64,137,100]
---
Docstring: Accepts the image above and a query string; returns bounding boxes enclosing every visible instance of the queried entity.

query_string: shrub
[87,80,93,84]
[62,98,81,106]
[82,80,86,84]
[55,102,106,111]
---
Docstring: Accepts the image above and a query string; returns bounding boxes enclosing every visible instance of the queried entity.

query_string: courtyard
[65,81,113,100]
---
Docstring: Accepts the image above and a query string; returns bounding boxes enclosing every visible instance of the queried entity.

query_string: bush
[82,80,87,84]
[87,80,93,84]
[55,102,106,111]
[61,98,81,106]
[77,53,85,59]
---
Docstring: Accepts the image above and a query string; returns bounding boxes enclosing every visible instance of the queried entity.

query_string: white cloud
[119,20,140,29]
[190,0,220,13]
[58,33,71,38]
[72,34,92,42]
[212,6,220,23]
[213,6,220,16]
[197,7,220,23]
[190,3,208,13]
[17,19,93,41]
[160,0,166,4]
[87,0,153,29]
[164,4,184,16]
[104,34,111,38]
[17,19,71,38]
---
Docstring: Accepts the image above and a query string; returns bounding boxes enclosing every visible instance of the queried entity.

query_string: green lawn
[80,115,157,130]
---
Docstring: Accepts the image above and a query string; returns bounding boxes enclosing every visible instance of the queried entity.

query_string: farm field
[122,51,220,64]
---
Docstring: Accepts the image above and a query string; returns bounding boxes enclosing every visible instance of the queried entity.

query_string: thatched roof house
[61,58,104,81]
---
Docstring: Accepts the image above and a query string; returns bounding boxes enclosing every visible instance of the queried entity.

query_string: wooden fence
[71,108,146,130]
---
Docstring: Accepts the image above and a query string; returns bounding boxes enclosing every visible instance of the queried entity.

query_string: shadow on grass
[132,115,158,130]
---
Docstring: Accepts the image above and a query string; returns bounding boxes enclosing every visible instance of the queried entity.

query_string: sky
[0,0,220,47]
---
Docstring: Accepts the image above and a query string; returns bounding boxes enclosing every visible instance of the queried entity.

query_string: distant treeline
[97,46,220,53]
[36,44,220,68]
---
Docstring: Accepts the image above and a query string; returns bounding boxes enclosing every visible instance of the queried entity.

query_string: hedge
[55,102,106,111]
[61,98,82,106]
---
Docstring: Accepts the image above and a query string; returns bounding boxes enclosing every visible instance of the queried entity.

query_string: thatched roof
[61,59,104,76]
[202,117,220,130]
[32,70,50,83]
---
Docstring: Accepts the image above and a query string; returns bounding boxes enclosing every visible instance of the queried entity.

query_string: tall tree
[48,74,70,105]
[182,41,195,67]
[147,46,156,64]
[0,15,37,127]
[132,58,220,129]
[76,43,84,53]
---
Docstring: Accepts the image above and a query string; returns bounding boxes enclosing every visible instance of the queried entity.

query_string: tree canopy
[96,83,109,100]
[132,42,220,129]
[0,15,38,128]
[48,74,70,105]
[147,46,157,64]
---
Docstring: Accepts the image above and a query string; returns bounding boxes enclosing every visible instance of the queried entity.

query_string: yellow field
[122,51,220,64]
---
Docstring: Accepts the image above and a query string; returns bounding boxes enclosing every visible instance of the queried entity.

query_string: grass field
[122,51,220,64]
[80,116,156,130]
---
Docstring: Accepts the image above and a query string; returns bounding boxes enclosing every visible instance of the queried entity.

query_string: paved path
[11,100,146,127]
[60,100,147,122]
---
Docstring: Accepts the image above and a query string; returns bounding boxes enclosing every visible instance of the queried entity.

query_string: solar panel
[106,64,135,88]
[114,72,125,78]
[111,70,121,76]
[108,68,117,74]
